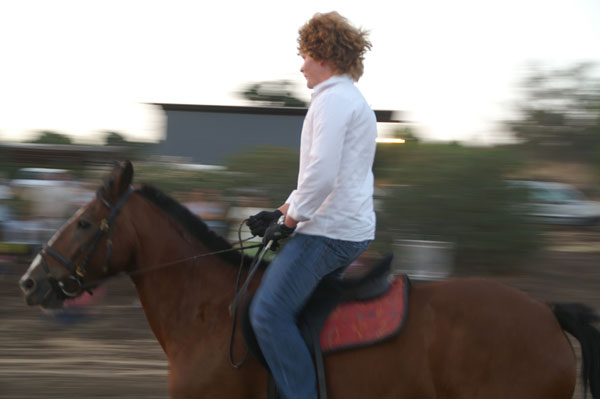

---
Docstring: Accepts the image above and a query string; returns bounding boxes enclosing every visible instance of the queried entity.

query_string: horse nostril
[20,277,36,292]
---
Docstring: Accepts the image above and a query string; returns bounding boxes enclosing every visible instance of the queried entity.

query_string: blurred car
[508,180,600,226]
[0,183,12,201]
[10,168,91,218]
[0,182,14,242]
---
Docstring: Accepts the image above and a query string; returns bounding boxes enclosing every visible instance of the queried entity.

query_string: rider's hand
[247,210,283,237]
[263,222,295,248]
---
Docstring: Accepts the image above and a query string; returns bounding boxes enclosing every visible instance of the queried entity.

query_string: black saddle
[241,253,395,399]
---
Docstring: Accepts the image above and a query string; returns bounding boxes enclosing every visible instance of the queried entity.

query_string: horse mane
[135,185,256,267]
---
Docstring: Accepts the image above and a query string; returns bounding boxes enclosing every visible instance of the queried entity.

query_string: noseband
[39,186,135,298]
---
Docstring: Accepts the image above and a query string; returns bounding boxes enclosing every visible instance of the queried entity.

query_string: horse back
[323,277,576,399]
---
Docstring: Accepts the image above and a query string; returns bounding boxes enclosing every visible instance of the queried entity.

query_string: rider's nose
[19,276,36,293]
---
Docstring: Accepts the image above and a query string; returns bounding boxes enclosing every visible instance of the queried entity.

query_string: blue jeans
[249,233,371,399]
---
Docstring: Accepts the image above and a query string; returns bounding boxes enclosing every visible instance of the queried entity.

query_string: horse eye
[77,220,91,229]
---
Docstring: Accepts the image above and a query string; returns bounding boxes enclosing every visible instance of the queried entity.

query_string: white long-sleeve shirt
[286,74,377,241]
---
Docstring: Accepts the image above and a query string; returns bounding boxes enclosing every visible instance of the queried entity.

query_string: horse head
[19,161,137,309]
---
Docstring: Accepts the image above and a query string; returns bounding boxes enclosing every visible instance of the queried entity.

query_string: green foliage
[224,146,300,207]
[104,131,128,146]
[133,164,232,195]
[596,150,600,186]
[507,62,600,162]
[130,147,298,206]
[375,142,543,273]
[396,126,421,143]
[102,131,160,161]
[28,131,73,145]
[239,80,308,107]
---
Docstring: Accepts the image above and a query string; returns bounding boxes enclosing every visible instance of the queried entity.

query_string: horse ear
[102,160,134,203]
[118,160,134,191]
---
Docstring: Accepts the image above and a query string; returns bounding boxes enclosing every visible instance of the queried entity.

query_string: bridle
[37,185,263,300]
[39,185,135,298]
[36,181,270,369]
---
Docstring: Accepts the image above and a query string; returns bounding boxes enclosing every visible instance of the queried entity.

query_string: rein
[40,185,270,371]
[39,186,262,298]
[229,238,273,369]
[81,237,263,291]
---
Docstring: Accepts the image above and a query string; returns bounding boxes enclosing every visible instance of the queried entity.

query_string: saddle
[241,253,410,399]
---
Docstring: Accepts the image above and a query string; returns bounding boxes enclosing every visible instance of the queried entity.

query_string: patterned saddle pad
[319,275,409,353]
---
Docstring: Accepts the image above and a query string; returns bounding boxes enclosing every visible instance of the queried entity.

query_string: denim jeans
[249,233,371,399]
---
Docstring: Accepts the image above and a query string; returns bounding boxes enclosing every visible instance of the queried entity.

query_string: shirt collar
[312,74,353,97]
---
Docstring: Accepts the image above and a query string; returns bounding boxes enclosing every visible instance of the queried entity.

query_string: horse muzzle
[19,261,65,309]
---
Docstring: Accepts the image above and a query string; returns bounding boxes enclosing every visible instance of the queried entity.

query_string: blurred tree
[239,80,308,107]
[507,63,600,161]
[134,163,232,195]
[396,126,421,144]
[375,142,542,273]
[373,127,421,182]
[29,131,73,145]
[104,131,128,146]
[224,146,300,207]
[101,131,160,161]
[126,147,299,207]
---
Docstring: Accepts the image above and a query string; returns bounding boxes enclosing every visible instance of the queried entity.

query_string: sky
[1,0,599,145]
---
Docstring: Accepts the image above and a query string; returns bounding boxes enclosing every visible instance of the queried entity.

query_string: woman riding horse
[18,160,600,398]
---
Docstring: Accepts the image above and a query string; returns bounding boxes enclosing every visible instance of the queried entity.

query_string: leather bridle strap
[92,185,136,275]
[40,186,135,297]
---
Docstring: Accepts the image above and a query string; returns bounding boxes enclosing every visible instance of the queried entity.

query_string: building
[0,142,130,167]
[156,103,402,165]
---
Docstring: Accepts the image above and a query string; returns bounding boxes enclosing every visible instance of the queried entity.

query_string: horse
[18,161,600,398]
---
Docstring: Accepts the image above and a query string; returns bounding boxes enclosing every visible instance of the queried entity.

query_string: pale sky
[1,0,599,145]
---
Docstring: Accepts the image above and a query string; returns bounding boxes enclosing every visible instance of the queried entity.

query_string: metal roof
[153,103,403,123]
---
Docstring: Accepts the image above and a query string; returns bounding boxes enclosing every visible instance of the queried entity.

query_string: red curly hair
[297,12,372,82]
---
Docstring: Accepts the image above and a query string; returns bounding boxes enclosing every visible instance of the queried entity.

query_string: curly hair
[297,12,372,82]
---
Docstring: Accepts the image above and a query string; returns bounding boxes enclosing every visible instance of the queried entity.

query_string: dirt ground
[1,228,599,399]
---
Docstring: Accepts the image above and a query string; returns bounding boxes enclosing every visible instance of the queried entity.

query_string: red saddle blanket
[319,275,409,353]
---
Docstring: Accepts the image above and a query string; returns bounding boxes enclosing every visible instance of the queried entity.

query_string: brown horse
[18,161,600,398]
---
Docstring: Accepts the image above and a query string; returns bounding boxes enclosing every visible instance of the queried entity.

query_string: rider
[248,11,376,399]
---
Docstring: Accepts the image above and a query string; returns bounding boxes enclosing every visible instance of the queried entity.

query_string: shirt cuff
[285,190,296,204]
[286,202,307,222]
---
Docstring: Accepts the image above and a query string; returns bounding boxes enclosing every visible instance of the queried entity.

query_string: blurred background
[1,0,599,398]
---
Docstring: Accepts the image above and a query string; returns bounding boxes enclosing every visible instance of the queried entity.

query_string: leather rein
[38,186,261,300]
[38,183,271,375]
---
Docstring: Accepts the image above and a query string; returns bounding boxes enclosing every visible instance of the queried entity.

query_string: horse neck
[127,202,242,353]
